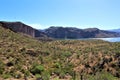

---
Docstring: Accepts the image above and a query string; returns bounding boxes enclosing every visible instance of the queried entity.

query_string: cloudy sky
[0,0,120,30]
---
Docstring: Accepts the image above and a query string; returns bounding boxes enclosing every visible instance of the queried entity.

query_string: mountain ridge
[108,28,120,33]
[44,26,120,39]
[0,21,120,39]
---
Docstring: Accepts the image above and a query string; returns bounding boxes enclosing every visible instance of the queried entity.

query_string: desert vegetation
[0,26,120,80]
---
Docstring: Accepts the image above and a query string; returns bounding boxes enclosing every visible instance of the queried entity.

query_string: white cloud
[27,24,47,29]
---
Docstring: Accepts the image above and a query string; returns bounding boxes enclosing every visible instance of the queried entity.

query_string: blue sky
[0,0,120,30]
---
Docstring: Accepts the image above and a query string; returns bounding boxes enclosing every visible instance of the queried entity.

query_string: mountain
[1,21,119,39]
[108,29,120,33]
[45,27,120,39]
[45,26,83,39]
[0,23,120,79]
[0,21,47,38]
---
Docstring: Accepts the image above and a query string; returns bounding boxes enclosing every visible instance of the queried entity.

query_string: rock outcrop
[0,21,47,38]
[0,21,35,37]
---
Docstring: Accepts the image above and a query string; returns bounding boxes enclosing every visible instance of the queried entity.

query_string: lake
[88,37,120,42]
[63,37,120,42]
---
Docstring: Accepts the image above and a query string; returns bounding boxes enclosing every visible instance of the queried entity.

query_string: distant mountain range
[44,26,120,39]
[0,21,120,39]
[108,29,120,33]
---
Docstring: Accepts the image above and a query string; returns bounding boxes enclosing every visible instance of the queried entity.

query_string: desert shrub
[30,64,44,75]
[59,71,66,79]
[71,71,76,80]
[35,74,41,79]
[76,52,82,59]
[53,62,74,79]
[2,74,11,79]
[54,68,62,76]
[57,51,72,60]
[88,71,118,80]
[63,51,72,57]
[54,62,61,68]
[0,61,5,74]
[13,73,22,79]
[26,49,38,56]
[35,71,50,80]
[41,71,50,80]
[41,50,50,56]
[64,63,74,75]
[19,47,26,54]
[21,69,30,77]
[6,61,14,67]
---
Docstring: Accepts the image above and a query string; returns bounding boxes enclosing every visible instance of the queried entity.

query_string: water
[76,37,120,42]
[64,37,120,42]
[82,37,120,42]
[96,37,120,42]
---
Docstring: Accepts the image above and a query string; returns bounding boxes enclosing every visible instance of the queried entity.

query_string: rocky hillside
[0,21,46,38]
[45,27,120,39]
[0,24,120,80]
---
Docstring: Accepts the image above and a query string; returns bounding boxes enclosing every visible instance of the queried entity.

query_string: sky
[0,0,120,30]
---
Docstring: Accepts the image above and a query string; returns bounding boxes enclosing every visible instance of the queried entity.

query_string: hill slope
[0,25,120,80]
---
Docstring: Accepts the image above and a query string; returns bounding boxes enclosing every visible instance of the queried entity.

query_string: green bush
[63,51,72,57]
[2,74,11,79]
[0,61,5,74]
[24,70,30,77]
[88,71,118,80]
[41,71,50,80]
[13,73,22,79]
[31,64,44,75]
[35,74,41,78]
